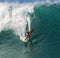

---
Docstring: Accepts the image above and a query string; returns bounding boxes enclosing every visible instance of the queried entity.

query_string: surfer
[22,29,34,47]
[22,29,34,42]
[25,29,34,40]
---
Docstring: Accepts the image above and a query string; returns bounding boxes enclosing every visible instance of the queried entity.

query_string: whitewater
[0,3,35,41]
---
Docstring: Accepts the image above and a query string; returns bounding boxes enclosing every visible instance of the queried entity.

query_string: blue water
[0,3,60,58]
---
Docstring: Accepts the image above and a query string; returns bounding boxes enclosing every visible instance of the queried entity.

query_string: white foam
[0,3,34,41]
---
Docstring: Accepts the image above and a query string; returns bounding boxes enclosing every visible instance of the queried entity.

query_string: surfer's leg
[23,42,27,47]
[29,39,32,44]
[28,39,33,46]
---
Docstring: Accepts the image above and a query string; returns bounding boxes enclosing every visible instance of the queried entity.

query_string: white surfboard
[22,37,29,42]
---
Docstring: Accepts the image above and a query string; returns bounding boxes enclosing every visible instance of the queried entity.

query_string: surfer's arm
[25,37,27,40]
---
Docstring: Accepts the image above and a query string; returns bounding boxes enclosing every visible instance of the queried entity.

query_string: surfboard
[22,29,34,42]
[22,37,29,42]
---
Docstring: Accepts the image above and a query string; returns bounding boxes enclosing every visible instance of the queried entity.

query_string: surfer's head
[30,29,34,33]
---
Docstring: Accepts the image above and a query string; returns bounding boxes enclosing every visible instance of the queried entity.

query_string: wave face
[0,2,60,58]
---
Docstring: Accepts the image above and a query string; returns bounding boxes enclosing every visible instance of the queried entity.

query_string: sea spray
[0,3,34,41]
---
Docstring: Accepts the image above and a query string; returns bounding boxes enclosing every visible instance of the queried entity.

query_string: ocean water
[0,3,60,58]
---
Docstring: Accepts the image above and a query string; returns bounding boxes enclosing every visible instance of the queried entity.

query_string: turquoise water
[0,4,60,58]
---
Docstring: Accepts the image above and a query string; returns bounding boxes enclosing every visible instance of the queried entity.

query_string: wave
[0,3,35,41]
[0,2,60,58]
[0,2,60,41]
